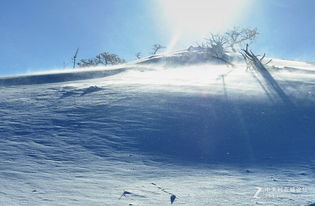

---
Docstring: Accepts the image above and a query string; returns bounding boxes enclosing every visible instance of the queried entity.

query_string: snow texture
[0,52,315,205]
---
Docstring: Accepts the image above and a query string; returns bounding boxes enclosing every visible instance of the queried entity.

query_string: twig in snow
[151,183,177,204]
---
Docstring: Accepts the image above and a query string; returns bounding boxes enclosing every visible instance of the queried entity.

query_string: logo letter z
[254,187,262,199]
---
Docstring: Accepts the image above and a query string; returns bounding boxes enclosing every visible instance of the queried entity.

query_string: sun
[158,0,251,48]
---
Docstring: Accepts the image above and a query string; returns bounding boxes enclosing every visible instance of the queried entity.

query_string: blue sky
[244,0,315,61]
[0,0,315,76]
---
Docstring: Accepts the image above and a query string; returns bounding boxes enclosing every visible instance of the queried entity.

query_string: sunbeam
[158,0,251,50]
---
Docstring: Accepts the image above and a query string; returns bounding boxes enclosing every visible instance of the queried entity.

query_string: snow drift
[1,51,315,205]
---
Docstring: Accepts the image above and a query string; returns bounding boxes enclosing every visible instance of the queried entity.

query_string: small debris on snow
[119,191,132,199]
[151,182,177,204]
[118,190,146,200]
[170,194,176,204]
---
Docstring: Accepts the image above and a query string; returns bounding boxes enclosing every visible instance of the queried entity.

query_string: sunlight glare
[158,0,251,49]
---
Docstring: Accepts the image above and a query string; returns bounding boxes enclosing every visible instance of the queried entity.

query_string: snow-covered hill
[1,51,315,205]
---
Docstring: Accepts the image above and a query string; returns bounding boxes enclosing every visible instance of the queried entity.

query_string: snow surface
[1,53,315,205]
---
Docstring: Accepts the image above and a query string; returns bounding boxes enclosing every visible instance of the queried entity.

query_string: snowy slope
[1,52,315,205]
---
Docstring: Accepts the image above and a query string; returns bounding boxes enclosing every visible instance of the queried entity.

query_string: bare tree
[95,52,125,65]
[241,44,271,71]
[205,33,228,59]
[135,52,141,59]
[77,52,125,68]
[240,44,294,106]
[72,48,79,68]
[225,27,258,52]
[205,33,228,48]
[77,58,96,68]
[203,27,258,53]
[63,61,69,69]
[152,44,165,55]
[105,53,125,65]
